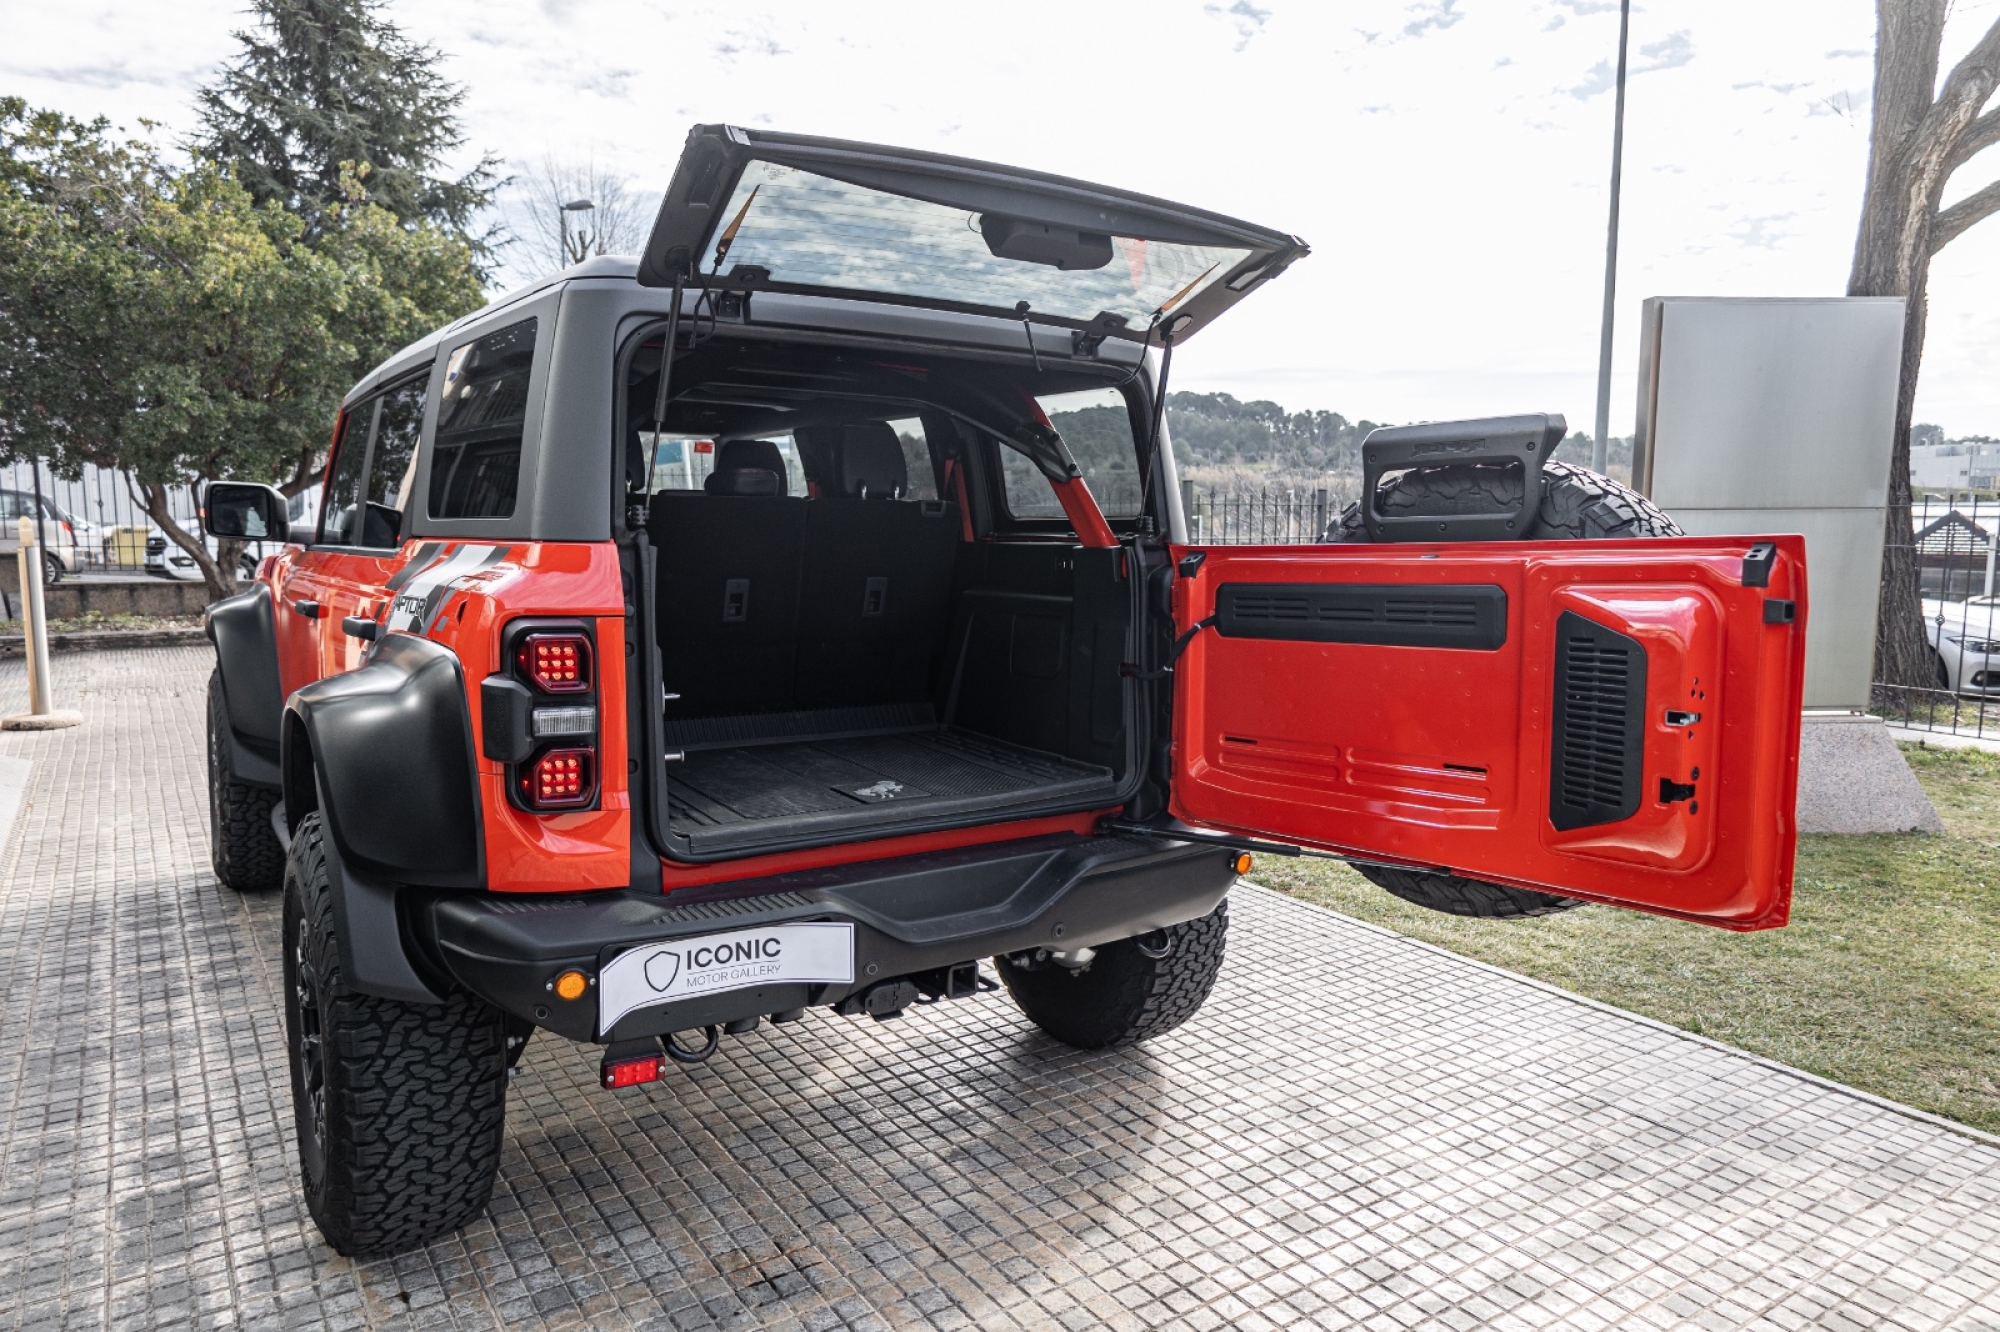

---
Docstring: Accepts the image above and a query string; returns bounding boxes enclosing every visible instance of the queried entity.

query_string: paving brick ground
[1,646,1998,1331]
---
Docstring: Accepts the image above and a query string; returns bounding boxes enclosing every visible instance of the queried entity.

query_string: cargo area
[629,334,1143,858]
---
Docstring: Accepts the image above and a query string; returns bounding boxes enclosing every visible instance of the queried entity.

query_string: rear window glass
[430,319,535,520]
[640,434,807,496]
[709,161,1252,333]
[1000,387,1141,519]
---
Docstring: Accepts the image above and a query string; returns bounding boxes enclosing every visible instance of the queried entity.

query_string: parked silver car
[0,489,81,583]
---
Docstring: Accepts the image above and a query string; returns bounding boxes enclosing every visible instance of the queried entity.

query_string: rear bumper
[423,833,1237,1043]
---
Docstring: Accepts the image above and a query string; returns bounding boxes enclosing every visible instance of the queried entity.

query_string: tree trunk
[1872,267,1934,691]
[137,481,236,603]
[1852,0,1973,689]
[1856,0,1952,684]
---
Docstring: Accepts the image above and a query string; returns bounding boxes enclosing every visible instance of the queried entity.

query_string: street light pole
[559,198,595,267]
[1592,0,1632,475]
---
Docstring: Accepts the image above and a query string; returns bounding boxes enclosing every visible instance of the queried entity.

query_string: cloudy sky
[9,0,2000,436]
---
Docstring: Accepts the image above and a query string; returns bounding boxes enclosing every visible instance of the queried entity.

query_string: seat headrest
[834,422,909,499]
[715,438,787,480]
[704,467,781,496]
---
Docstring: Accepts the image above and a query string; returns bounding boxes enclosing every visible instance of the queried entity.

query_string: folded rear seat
[793,423,960,708]
[648,439,807,716]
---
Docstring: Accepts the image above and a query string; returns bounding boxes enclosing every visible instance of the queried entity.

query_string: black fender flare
[284,633,485,1004]
[204,585,284,788]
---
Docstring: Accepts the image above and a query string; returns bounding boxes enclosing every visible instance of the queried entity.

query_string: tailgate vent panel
[1549,611,1647,830]
[1216,583,1506,650]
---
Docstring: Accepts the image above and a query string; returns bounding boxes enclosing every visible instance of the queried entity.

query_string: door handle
[341,616,380,642]
[293,599,322,618]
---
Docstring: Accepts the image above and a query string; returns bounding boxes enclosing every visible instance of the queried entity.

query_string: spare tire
[1327,457,1682,919]
[1323,457,1681,543]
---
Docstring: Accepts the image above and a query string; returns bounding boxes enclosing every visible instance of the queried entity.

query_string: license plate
[597,922,855,1033]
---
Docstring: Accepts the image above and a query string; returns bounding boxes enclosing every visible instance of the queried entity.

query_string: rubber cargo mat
[666,726,1115,853]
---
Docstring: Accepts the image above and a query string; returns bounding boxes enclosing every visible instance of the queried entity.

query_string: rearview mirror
[203,482,291,543]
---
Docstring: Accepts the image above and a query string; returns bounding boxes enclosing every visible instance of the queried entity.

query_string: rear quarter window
[430,319,536,520]
[999,386,1141,519]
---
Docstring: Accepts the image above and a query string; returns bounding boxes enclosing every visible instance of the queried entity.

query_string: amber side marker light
[553,970,588,1002]
[1233,852,1255,876]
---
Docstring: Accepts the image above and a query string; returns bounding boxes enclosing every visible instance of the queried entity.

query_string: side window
[639,436,715,493]
[319,401,374,545]
[998,387,1141,521]
[886,417,939,501]
[358,378,426,548]
[430,319,535,520]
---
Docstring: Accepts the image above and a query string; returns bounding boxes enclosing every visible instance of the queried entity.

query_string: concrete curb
[0,627,206,658]
[1888,724,2000,754]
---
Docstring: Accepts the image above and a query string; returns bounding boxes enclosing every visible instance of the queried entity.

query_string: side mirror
[203,482,291,543]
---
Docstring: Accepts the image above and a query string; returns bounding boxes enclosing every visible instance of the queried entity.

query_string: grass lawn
[1255,742,2000,1134]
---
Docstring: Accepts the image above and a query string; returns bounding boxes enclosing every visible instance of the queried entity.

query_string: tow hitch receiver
[913,961,993,1002]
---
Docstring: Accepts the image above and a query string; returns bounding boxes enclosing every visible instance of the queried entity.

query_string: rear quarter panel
[396,538,632,892]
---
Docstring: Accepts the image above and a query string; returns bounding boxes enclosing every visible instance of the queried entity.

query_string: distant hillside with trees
[1164,391,1633,496]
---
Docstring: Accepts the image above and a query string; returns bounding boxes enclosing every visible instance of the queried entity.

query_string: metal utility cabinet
[1632,296,1906,710]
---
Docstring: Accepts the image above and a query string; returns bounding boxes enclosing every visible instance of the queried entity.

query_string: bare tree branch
[509,153,652,276]
[1933,176,2000,251]
[1948,104,2000,172]
[1891,15,2000,281]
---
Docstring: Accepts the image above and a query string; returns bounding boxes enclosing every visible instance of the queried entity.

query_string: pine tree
[194,0,500,245]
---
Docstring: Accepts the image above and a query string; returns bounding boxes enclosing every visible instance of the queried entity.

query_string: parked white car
[146,530,266,583]
[1923,595,2000,693]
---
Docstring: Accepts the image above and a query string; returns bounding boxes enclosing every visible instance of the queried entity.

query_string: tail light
[523,748,595,809]
[601,1050,663,1088]
[502,622,602,813]
[518,632,591,693]
[60,521,73,541]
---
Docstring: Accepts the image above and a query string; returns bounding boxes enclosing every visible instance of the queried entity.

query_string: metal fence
[1871,684,2000,741]
[0,462,199,576]
[1181,481,1353,545]
[1908,491,2000,601]
[1869,491,2000,740]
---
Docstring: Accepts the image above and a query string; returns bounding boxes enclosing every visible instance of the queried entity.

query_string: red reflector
[600,1053,663,1089]
[525,747,595,809]
[518,632,591,694]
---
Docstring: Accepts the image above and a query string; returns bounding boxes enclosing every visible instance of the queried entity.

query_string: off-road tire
[283,812,508,1257]
[1327,458,1680,918]
[1350,864,1584,918]
[207,670,284,892]
[996,901,1228,1049]
[1324,457,1682,543]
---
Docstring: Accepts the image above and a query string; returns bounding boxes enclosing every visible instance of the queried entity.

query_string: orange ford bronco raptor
[201,126,1808,1257]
